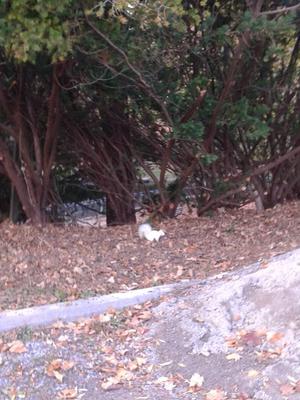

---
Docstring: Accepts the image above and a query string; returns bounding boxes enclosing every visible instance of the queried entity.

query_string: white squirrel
[138,223,165,242]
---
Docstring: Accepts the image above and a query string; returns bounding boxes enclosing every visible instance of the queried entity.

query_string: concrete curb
[0,248,297,334]
[0,281,196,333]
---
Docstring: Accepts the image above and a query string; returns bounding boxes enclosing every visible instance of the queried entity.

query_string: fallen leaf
[8,340,27,353]
[155,376,169,384]
[58,388,78,399]
[101,376,121,390]
[136,357,147,366]
[99,313,113,323]
[159,361,173,367]
[155,375,176,391]
[61,360,75,371]
[206,389,226,400]
[164,381,176,391]
[48,359,63,370]
[260,260,269,268]
[138,311,152,320]
[266,331,284,343]
[46,358,74,382]
[53,370,64,383]
[115,367,134,381]
[73,266,83,275]
[247,369,259,378]
[57,335,69,343]
[295,380,300,392]
[241,331,262,346]
[226,353,241,361]
[226,338,238,348]
[2,387,18,400]
[279,383,295,395]
[188,373,204,392]
[175,266,184,277]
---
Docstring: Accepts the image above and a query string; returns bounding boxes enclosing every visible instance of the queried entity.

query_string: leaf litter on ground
[1,202,300,398]
[1,201,300,311]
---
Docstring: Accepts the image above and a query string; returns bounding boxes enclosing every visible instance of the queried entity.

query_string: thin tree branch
[260,3,300,16]
[85,16,174,128]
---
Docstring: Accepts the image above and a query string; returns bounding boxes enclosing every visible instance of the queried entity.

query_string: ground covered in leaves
[1,201,300,311]
[2,249,300,400]
[0,304,160,400]
[0,301,249,400]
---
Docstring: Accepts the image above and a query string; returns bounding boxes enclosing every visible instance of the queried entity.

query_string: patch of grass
[109,314,126,329]
[53,288,68,302]
[17,326,33,342]
[90,313,126,334]
[79,290,97,299]
[152,280,164,286]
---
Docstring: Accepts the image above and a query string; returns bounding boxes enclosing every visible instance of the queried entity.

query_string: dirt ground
[1,201,300,399]
[0,303,160,400]
[1,201,300,311]
[1,244,300,399]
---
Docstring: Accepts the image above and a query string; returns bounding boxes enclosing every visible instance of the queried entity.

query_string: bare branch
[260,3,300,16]
[198,143,300,214]
[85,16,174,128]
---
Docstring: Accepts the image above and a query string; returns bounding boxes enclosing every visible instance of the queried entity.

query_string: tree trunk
[102,101,137,226]
[106,192,136,226]
[0,64,63,224]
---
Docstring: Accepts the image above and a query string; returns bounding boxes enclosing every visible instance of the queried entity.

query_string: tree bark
[102,101,136,226]
[0,64,63,224]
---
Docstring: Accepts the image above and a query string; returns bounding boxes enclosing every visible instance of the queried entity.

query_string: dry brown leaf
[101,376,121,390]
[155,376,169,384]
[127,360,138,371]
[53,370,64,383]
[226,338,238,348]
[103,354,118,365]
[266,331,284,343]
[115,367,134,381]
[226,353,241,361]
[46,358,73,382]
[188,373,204,392]
[164,381,176,391]
[279,383,295,395]
[58,388,78,399]
[48,358,63,370]
[100,345,114,355]
[8,340,27,353]
[241,331,262,346]
[175,266,184,277]
[61,360,75,371]
[4,387,18,400]
[237,394,250,400]
[205,389,226,400]
[159,361,173,367]
[57,335,69,343]
[138,311,152,320]
[99,314,113,323]
[247,369,259,378]
[136,356,147,366]
[260,260,269,268]
[155,376,176,391]
[295,380,300,392]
